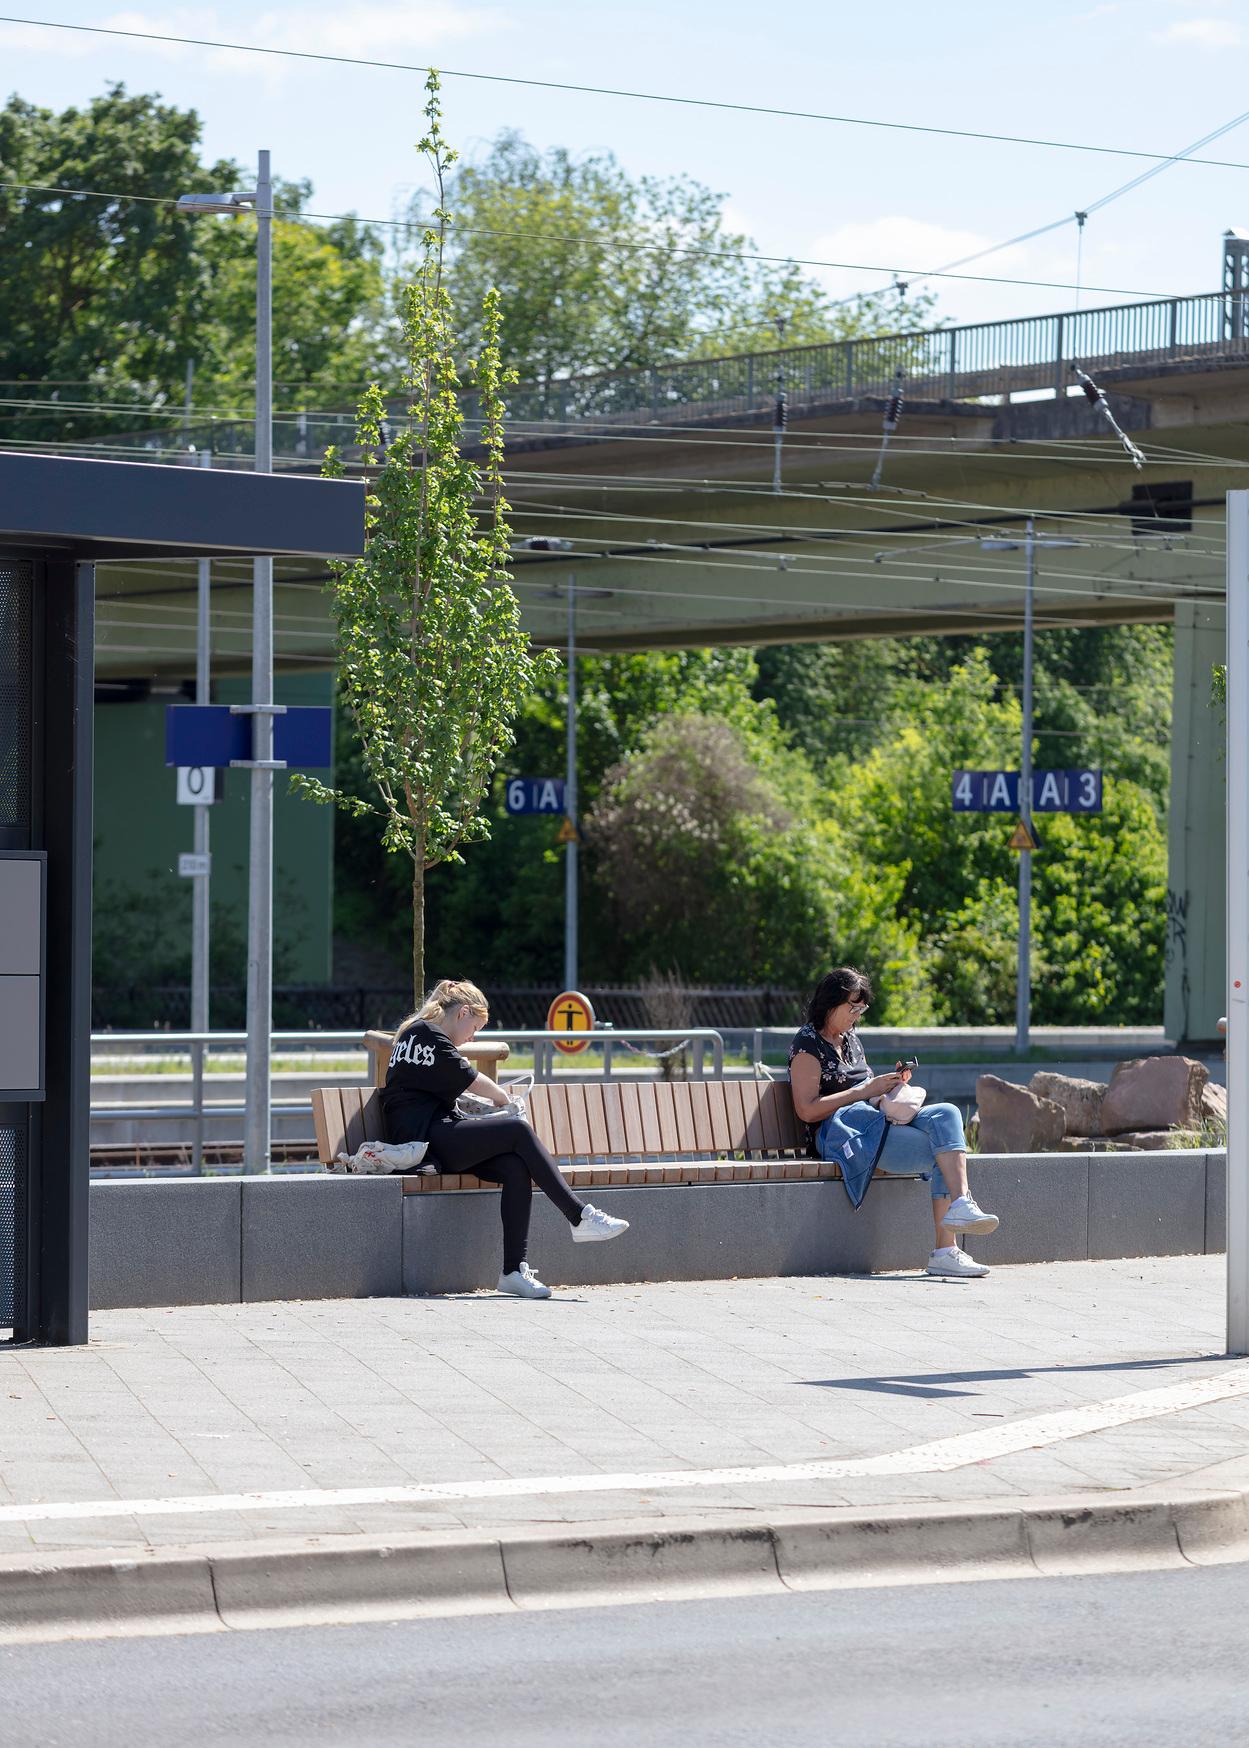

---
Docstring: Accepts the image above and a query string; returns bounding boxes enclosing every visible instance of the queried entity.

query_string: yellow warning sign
[1008,820,1038,852]
[556,816,578,844]
[547,989,595,1054]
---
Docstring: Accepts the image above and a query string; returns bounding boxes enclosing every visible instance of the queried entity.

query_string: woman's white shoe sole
[943,1212,999,1235]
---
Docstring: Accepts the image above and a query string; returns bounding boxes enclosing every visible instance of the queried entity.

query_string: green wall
[93,671,334,992]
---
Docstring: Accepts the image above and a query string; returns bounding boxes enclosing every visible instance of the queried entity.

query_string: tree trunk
[411,860,425,1009]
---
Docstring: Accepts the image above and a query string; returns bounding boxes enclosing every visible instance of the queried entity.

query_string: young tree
[295,73,555,1002]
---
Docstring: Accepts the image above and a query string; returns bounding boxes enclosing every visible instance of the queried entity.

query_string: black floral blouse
[788,1023,872,1151]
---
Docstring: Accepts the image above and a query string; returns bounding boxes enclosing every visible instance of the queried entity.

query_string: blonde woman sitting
[381,979,629,1298]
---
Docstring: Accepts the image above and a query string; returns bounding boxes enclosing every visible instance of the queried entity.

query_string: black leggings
[419,1114,585,1275]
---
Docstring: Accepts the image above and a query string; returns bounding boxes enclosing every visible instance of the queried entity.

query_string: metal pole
[1015,518,1036,1057]
[244,148,274,1176]
[564,573,578,989]
[1226,490,1249,1353]
[772,315,787,494]
[191,447,213,1174]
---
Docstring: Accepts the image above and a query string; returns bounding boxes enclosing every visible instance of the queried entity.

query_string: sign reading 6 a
[505,777,566,815]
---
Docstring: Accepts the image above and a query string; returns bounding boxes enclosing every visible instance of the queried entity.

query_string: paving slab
[1,1257,1247,1570]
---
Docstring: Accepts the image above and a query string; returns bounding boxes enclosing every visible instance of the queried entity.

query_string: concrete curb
[2,1488,1248,1643]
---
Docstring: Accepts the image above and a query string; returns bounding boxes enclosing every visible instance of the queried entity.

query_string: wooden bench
[311,1078,914,1191]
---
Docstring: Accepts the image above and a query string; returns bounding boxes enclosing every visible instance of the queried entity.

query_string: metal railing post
[844,341,855,399]
[1052,315,1065,400]
[752,1026,763,1070]
[191,1037,206,1175]
[712,1035,724,1078]
[693,1039,704,1080]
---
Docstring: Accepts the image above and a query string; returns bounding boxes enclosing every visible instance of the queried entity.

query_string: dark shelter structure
[0,452,364,1343]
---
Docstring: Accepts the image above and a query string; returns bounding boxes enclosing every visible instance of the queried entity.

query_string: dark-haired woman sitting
[788,968,1000,1279]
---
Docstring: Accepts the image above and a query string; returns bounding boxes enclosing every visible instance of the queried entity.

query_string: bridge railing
[32,287,1246,466]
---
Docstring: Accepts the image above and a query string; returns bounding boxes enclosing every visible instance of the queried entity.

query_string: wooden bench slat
[651,1082,676,1155]
[673,1084,698,1153]
[528,1085,554,1151]
[566,1083,592,1157]
[688,1081,713,1153]
[312,1088,340,1164]
[638,1085,663,1154]
[549,1085,574,1159]
[704,1082,732,1153]
[757,1082,783,1153]
[618,1081,643,1155]
[586,1085,610,1157]
[723,1079,749,1152]
[602,1084,627,1156]
[741,1082,768,1155]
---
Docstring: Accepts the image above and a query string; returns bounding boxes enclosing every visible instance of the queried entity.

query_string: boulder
[975,1074,1065,1154]
[1202,1082,1229,1129]
[1100,1056,1209,1136]
[1112,1130,1199,1151]
[1029,1071,1106,1138]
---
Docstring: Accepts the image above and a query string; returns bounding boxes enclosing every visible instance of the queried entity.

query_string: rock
[1056,1135,1122,1152]
[1111,1130,1198,1151]
[975,1074,1066,1154]
[1029,1071,1106,1138]
[1100,1056,1209,1136]
[1202,1082,1228,1128]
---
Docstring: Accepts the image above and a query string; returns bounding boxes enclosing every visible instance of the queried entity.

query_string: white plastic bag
[330,1139,431,1175]
[455,1070,535,1123]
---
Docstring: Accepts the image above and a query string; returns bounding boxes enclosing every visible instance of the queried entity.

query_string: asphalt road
[4,1563,1249,1748]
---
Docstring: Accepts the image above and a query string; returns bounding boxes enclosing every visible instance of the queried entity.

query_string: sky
[4,0,1249,338]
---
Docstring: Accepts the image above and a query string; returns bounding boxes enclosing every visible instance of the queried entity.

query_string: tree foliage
[0,83,386,443]
[295,74,555,1001]
[408,131,935,386]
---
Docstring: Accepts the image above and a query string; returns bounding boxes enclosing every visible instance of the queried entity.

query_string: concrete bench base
[88,1150,1228,1309]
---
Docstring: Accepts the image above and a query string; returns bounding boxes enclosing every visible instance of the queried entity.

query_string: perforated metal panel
[0,562,32,832]
[0,1120,23,1330]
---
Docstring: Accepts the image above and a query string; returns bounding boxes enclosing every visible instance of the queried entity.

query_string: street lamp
[178,152,275,1175]
[980,523,1081,1056]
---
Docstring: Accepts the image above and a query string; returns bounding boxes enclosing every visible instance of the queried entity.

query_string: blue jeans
[877,1103,967,1200]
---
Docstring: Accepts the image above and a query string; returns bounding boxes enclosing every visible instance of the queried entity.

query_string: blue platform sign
[505,777,566,815]
[952,769,1102,814]
[165,705,332,769]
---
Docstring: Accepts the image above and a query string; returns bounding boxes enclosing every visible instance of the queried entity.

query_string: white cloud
[803,214,1089,327]
[1154,16,1243,44]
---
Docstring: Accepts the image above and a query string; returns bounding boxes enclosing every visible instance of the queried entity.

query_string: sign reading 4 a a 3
[951,769,1102,814]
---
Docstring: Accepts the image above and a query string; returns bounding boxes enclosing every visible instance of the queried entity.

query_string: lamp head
[176,191,256,217]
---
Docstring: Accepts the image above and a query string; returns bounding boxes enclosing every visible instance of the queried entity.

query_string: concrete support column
[1166,601,1227,1044]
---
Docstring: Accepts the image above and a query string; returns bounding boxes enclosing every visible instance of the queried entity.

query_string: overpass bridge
[73,287,1242,1042]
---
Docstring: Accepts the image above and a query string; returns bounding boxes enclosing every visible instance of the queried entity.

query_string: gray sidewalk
[1,1256,1248,1561]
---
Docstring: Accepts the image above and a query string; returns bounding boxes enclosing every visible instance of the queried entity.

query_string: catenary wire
[0,176,1199,301]
[6,15,1249,174]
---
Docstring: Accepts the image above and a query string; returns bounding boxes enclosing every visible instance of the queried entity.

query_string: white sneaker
[571,1203,630,1244]
[943,1193,999,1235]
[927,1248,990,1278]
[497,1263,552,1299]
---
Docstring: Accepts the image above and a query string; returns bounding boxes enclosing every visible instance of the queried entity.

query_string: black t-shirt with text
[380,1020,477,1143]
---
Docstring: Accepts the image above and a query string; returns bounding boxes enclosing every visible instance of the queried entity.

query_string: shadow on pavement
[798,1354,1230,1399]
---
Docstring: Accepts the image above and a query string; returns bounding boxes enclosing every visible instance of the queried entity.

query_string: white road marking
[3,1361,1247,1526]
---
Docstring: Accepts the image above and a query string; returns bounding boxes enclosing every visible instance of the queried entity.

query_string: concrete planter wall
[89,1149,1228,1310]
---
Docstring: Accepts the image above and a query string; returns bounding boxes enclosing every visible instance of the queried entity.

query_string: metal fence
[57,286,1245,468]
[92,984,808,1033]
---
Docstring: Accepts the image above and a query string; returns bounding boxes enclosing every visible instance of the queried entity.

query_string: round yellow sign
[547,989,595,1054]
